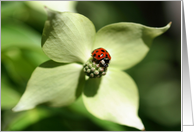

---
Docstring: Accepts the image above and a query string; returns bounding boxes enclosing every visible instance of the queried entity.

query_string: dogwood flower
[12,8,171,130]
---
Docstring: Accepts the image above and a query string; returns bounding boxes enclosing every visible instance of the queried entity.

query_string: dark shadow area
[39,60,66,68]
[75,69,85,99]
[22,106,104,131]
[41,8,56,47]
[139,111,181,131]
[83,78,102,97]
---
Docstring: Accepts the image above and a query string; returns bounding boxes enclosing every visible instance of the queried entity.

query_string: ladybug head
[100,58,110,67]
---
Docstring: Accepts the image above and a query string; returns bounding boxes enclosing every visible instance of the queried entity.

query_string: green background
[1,1,181,131]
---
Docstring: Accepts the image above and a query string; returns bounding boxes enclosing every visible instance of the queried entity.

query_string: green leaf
[42,9,96,64]
[1,78,21,109]
[12,60,85,112]
[93,22,171,70]
[3,108,50,131]
[2,48,39,84]
[1,23,41,51]
[76,1,123,31]
[82,68,144,130]
[142,80,181,126]
[128,61,178,97]
[1,1,25,19]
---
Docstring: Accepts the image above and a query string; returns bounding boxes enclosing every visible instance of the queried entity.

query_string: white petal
[93,22,171,70]
[82,68,144,130]
[42,9,96,63]
[13,60,84,112]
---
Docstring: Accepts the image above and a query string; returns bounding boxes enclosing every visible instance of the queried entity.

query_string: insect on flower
[91,48,111,68]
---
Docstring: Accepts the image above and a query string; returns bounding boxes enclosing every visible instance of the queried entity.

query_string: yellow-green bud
[83,57,108,78]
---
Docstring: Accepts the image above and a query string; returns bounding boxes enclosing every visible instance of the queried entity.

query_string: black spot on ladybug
[98,55,100,57]
[96,50,98,53]
[101,50,105,52]
[93,54,96,57]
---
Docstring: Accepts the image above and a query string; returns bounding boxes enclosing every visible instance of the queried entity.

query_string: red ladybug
[91,48,111,67]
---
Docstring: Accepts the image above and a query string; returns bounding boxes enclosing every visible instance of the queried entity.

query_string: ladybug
[91,48,111,67]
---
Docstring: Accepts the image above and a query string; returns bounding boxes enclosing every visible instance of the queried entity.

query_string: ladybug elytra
[91,48,111,68]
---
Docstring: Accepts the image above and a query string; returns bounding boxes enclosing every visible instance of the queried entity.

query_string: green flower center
[83,57,108,78]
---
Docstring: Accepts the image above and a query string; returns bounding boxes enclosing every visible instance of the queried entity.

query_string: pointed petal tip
[12,103,22,112]
[44,6,57,15]
[12,103,35,112]
[135,122,145,131]
[12,106,23,112]
[141,128,146,131]
[44,6,50,13]
[167,21,172,27]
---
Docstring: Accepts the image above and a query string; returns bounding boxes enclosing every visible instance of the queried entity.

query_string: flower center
[83,47,111,78]
[83,57,108,78]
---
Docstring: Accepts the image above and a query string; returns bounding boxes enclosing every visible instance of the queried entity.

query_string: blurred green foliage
[1,1,181,131]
